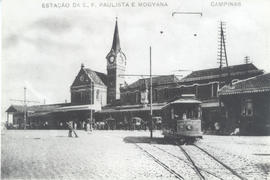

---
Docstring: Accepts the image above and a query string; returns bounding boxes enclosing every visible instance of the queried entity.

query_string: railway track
[133,143,184,180]
[133,142,221,180]
[107,134,247,180]
[178,145,205,180]
[179,144,247,180]
[192,144,247,180]
[152,144,226,180]
[136,141,247,180]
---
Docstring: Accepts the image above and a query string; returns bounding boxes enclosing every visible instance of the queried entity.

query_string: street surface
[1,130,270,180]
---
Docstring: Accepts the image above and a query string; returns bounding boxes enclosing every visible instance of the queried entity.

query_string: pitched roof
[6,103,70,113]
[123,75,180,90]
[180,63,263,83]
[84,68,107,86]
[94,71,107,86]
[6,105,25,113]
[219,73,270,95]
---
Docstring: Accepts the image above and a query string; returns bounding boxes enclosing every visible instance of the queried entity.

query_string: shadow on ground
[123,136,175,145]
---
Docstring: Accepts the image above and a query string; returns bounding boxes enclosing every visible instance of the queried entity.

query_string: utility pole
[150,46,153,139]
[10,87,40,129]
[24,87,27,129]
[217,21,231,87]
[117,47,154,139]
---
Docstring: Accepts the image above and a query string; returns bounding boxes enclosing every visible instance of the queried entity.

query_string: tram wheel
[177,137,185,145]
[185,137,196,145]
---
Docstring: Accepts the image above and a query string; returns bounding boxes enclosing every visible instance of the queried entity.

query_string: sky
[1,0,270,121]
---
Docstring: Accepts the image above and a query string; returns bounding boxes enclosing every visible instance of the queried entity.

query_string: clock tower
[106,18,126,104]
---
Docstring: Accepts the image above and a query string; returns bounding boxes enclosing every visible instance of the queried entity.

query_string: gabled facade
[70,64,107,106]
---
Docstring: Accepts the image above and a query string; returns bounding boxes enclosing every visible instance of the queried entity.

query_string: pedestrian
[81,121,84,130]
[68,121,73,137]
[182,113,187,120]
[86,123,91,134]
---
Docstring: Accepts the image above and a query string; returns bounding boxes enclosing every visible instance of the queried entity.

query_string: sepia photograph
[1,0,270,179]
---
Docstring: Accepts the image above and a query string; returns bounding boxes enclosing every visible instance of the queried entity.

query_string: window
[96,89,100,100]
[154,89,158,101]
[135,92,139,103]
[165,88,169,98]
[212,83,218,97]
[241,98,253,117]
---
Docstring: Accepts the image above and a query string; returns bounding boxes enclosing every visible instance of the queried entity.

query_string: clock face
[80,75,84,82]
[109,56,115,64]
[117,54,125,65]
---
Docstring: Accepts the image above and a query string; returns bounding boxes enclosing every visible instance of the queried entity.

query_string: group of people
[67,119,93,138]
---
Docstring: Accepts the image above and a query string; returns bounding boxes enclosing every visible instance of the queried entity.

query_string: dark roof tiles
[123,75,180,90]
[181,63,263,82]
[219,73,270,95]
[6,103,71,113]
[84,68,107,86]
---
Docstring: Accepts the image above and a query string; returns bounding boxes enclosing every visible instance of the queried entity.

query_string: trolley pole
[150,46,153,139]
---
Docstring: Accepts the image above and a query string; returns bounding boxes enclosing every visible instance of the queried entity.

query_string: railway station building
[219,73,270,135]
[96,63,263,132]
[5,19,267,134]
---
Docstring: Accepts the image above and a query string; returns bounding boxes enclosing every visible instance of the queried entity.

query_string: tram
[161,94,203,144]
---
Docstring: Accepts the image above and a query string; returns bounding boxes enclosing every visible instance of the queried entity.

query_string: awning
[201,101,223,108]
[55,104,101,112]
[170,99,201,104]
[97,104,166,114]
[28,112,51,117]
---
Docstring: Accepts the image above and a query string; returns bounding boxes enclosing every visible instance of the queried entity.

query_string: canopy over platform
[55,104,101,112]
[7,103,101,119]
[200,99,223,108]
[170,98,201,104]
[97,103,166,114]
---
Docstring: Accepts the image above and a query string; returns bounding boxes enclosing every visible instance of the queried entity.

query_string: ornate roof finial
[81,63,84,69]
